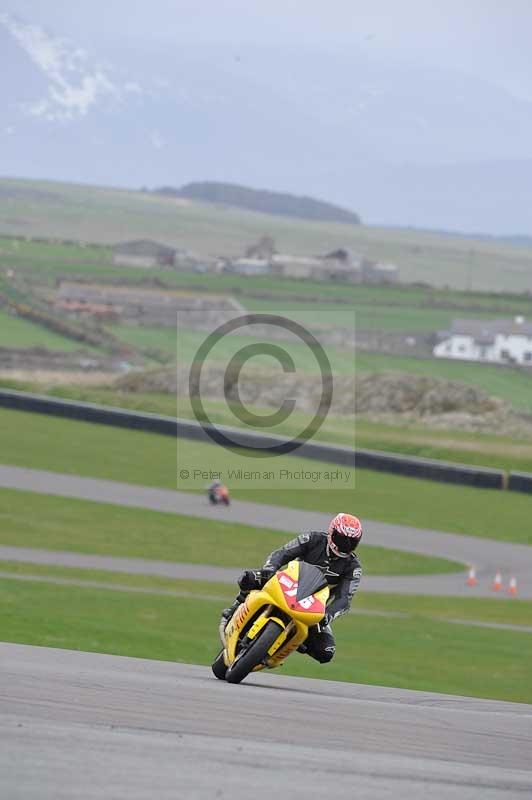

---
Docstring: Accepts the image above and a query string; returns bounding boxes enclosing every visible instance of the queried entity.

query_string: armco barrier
[0,389,506,490]
[0,389,178,436]
[353,448,504,489]
[508,471,532,494]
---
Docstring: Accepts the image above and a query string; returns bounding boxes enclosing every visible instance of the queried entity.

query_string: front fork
[218,616,228,647]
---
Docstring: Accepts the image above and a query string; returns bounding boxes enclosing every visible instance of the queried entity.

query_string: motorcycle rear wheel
[225,620,283,684]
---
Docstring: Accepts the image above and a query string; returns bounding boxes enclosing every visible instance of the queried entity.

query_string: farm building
[221,242,399,284]
[434,317,532,364]
[322,249,398,283]
[362,260,399,284]
[320,248,362,282]
[270,249,398,284]
[270,254,325,280]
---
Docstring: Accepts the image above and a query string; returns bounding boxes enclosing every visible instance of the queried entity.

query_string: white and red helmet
[327,513,362,557]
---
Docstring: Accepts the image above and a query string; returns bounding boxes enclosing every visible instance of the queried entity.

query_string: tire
[225,620,283,684]
[211,649,228,680]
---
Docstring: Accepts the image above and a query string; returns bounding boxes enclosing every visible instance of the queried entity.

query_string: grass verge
[4,380,532,474]
[0,488,463,576]
[1,408,532,544]
[1,576,530,702]
[1,561,531,627]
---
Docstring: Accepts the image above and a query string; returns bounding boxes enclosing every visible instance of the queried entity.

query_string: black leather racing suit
[263,531,362,663]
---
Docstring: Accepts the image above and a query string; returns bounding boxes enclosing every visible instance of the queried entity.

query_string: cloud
[150,130,165,150]
[0,12,141,121]
[124,81,143,95]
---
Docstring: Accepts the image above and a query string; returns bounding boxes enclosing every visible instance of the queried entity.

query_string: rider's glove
[238,569,263,591]
[260,566,276,583]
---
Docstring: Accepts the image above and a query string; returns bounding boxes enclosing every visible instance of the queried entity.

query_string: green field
[0,308,86,351]
[3,207,532,425]
[103,319,532,413]
[240,281,532,314]
[1,575,531,702]
[3,280,532,416]
[6,242,532,325]
[242,295,519,333]
[2,178,532,292]
[5,247,532,335]
[0,487,462,575]
[112,323,357,374]
[0,236,110,264]
[1,407,532,544]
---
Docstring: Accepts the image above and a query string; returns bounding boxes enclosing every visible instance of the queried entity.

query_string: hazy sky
[2,0,531,232]
[5,0,532,101]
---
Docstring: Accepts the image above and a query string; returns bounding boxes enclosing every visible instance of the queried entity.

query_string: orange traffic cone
[492,570,503,592]
[466,566,478,587]
[507,576,517,596]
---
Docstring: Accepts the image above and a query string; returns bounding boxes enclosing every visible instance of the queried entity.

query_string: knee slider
[317,646,335,663]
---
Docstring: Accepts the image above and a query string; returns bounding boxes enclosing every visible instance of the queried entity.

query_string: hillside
[156,182,361,225]
[1,178,532,292]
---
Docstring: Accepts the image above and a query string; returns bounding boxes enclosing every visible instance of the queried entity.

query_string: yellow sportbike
[212,560,330,684]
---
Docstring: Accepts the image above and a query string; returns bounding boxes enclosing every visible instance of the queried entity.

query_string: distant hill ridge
[155,181,361,226]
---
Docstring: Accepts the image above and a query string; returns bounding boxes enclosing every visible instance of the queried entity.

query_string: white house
[434,317,532,364]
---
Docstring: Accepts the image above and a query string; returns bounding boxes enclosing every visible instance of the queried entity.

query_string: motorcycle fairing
[295,562,329,601]
[223,560,329,671]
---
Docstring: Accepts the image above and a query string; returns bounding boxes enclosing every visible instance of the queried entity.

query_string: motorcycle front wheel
[211,649,228,680]
[225,620,283,684]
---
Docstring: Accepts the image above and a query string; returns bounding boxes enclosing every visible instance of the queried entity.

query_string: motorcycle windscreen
[296,562,328,601]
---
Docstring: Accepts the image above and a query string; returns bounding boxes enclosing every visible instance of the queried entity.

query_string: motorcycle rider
[207,480,229,505]
[220,513,362,663]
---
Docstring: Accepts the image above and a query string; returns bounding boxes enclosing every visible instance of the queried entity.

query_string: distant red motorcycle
[208,482,230,506]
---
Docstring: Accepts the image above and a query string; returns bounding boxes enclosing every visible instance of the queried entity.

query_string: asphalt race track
[1,464,531,597]
[1,643,531,800]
